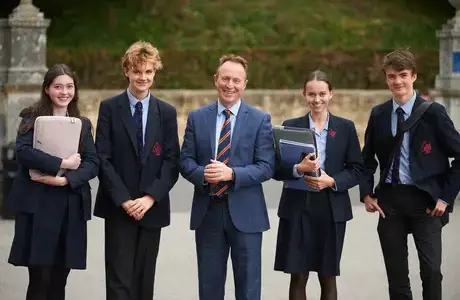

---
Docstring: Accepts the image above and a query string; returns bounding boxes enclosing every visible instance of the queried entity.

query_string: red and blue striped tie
[212,109,231,197]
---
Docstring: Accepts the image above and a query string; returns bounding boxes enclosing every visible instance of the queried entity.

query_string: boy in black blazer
[360,49,460,300]
[94,41,180,300]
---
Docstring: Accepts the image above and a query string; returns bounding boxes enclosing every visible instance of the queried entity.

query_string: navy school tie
[391,107,405,184]
[211,109,232,197]
[133,102,144,163]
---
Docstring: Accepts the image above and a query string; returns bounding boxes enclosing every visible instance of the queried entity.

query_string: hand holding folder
[273,126,320,191]
[278,139,320,191]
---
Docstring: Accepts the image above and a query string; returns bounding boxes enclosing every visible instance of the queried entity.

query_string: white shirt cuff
[292,164,303,178]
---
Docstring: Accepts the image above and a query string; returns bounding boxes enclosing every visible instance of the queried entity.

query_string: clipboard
[30,116,82,177]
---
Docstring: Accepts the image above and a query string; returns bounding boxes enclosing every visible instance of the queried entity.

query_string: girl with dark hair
[6,64,99,300]
[273,70,364,300]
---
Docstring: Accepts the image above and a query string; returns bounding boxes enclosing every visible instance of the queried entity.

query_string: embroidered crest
[329,129,336,137]
[153,143,162,155]
[421,141,432,154]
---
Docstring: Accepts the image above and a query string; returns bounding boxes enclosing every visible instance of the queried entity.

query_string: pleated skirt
[8,189,87,270]
[274,190,346,276]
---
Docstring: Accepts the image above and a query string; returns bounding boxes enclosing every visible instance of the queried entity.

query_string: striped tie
[211,109,231,197]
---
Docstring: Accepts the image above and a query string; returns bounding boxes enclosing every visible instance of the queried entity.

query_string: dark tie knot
[396,107,404,116]
[135,101,143,110]
[224,109,231,118]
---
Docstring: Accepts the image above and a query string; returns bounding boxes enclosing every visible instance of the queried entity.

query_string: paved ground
[1,177,460,299]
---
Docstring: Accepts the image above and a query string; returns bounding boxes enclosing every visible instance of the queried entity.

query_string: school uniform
[274,113,363,275]
[360,94,460,300]
[94,90,180,300]
[7,114,99,300]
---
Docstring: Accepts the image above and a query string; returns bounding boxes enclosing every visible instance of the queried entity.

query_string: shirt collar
[217,99,241,116]
[392,91,416,115]
[127,88,150,107]
[308,113,329,131]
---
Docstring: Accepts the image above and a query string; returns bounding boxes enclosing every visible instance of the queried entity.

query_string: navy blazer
[94,91,180,229]
[273,113,364,222]
[360,96,460,212]
[6,117,99,221]
[180,101,275,233]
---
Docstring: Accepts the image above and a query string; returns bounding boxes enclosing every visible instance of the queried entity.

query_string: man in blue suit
[180,54,275,300]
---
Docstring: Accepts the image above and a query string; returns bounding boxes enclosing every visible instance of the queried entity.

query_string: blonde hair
[217,54,248,73]
[121,41,163,72]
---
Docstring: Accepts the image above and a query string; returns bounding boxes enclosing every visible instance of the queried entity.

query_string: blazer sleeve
[432,104,460,204]
[360,108,379,201]
[331,121,364,192]
[233,113,275,189]
[64,119,100,190]
[143,106,180,203]
[272,119,298,181]
[96,101,132,206]
[179,111,208,193]
[15,119,62,176]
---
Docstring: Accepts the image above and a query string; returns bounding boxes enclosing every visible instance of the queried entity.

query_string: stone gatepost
[1,0,50,143]
[0,0,50,217]
[0,19,9,93]
[435,0,460,130]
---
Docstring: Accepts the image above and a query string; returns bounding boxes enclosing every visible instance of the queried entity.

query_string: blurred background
[0,0,455,89]
[1,0,457,148]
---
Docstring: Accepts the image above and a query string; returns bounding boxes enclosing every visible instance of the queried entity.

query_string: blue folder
[278,139,319,192]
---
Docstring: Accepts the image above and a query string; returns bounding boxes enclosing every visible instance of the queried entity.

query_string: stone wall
[78,89,393,145]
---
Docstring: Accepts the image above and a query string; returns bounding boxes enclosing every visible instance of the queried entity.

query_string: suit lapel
[208,102,217,158]
[409,97,424,144]
[381,100,393,137]
[117,92,138,157]
[144,96,161,162]
[230,102,249,158]
[301,113,310,129]
[325,113,338,172]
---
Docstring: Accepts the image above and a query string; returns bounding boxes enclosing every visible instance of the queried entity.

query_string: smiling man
[180,54,275,300]
[94,41,180,300]
[360,49,460,300]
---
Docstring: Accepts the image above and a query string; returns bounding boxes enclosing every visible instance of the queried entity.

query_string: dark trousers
[26,266,70,300]
[377,184,443,300]
[104,211,161,300]
[195,199,262,300]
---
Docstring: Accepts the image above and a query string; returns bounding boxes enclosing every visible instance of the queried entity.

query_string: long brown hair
[18,64,88,149]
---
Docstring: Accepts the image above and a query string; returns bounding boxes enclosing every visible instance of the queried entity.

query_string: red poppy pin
[152,143,162,156]
[329,129,336,138]
[421,141,432,154]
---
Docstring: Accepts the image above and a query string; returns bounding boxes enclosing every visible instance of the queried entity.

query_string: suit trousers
[377,184,442,300]
[26,266,70,300]
[195,198,263,300]
[104,210,161,300]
